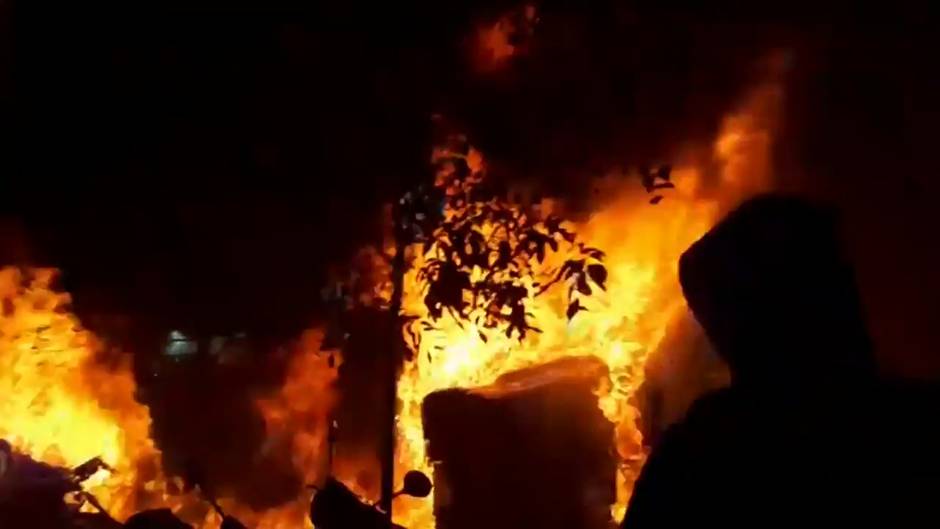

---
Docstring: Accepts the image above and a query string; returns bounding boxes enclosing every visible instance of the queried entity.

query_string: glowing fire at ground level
[0,76,779,529]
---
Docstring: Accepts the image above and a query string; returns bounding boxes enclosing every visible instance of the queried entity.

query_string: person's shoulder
[876,378,940,465]
[654,387,749,454]
[682,387,745,425]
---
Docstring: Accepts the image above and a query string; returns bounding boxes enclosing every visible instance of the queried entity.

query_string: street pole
[380,208,408,521]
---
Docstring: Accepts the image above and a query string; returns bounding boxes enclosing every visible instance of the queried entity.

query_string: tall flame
[0,267,337,528]
[0,267,175,516]
[392,78,781,528]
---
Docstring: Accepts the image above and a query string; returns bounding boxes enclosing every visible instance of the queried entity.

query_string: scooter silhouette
[308,422,432,529]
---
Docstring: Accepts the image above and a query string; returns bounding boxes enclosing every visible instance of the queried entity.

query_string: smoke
[443,2,785,201]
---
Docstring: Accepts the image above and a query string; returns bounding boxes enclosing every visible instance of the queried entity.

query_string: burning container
[422,356,617,529]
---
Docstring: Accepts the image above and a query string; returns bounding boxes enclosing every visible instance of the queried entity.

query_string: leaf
[651,182,675,190]
[545,215,562,234]
[478,330,488,343]
[576,275,592,295]
[657,164,672,181]
[650,195,664,205]
[561,259,584,279]
[587,263,608,290]
[566,299,587,320]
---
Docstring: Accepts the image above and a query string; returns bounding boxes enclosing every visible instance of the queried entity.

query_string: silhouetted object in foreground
[180,460,248,529]
[310,477,402,529]
[622,195,939,528]
[0,439,81,529]
[423,357,616,529]
[308,470,430,529]
[1,440,197,529]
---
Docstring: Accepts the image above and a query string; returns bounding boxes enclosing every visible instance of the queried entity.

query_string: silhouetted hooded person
[622,195,938,528]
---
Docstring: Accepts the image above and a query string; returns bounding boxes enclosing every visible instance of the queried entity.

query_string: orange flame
[392,78,782,528]
[0,267,179,518]
[0,268,338,528]
[0,67,782,529]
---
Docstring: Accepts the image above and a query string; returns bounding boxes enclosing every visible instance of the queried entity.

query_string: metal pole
[380,217,407,521]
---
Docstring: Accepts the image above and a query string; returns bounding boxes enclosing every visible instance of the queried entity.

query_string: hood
[678,194,875,383]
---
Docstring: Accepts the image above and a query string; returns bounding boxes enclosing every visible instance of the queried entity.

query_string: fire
[0,65,781,529]
[0,267,174,517]
[0,267,337,528]
[391,77,781,528]
[251,330,339,529]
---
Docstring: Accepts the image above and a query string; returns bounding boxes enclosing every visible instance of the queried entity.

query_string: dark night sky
[2,1,938,374]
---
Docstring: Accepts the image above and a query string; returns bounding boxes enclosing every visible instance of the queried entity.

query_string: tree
[326,133,670,522]
[408,135,608,344]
